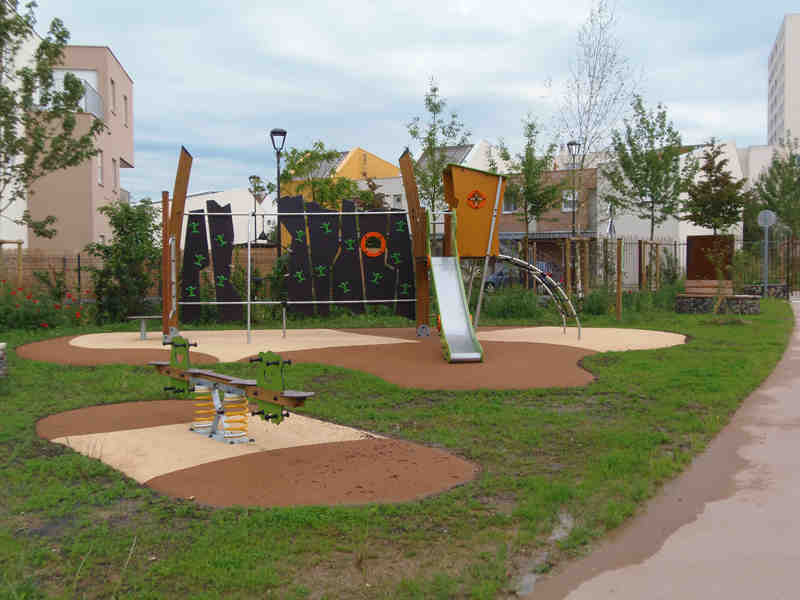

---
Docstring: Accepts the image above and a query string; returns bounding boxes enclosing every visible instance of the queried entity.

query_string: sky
[32,0,795,203]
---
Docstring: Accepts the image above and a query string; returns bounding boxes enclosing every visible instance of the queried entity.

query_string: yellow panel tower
[442,164,506,259]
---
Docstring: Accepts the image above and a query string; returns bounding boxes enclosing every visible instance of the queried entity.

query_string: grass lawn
[0,299,793,599]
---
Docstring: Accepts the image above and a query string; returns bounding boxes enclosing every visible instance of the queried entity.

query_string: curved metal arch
[496,254,581,339]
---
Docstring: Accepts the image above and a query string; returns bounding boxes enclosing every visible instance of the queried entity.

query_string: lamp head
[566,140,580,159]
[270,128,287,152]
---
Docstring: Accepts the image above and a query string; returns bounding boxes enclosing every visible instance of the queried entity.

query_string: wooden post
[16,241,22,288]
[166,147,193,335]
[655,243,661,290]
[582,239,590,295]
[616,238,622,320]
[161,190,170,337]
[603,238,609,286]
[565,238,572,294]
[399,149,430,331]
[443,213,452,257]
[638,240,647,291]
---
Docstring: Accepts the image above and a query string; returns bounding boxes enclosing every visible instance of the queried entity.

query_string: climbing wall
[333,200,365,314]
[280,196,314,316]
[307,201,339,316]
[279,202,414,317]
[206,200,242,322]
[180,209,209,323]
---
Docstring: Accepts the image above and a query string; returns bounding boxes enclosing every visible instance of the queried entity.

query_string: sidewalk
[529,303,800,599]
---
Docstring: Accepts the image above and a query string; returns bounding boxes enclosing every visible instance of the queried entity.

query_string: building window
[97,150,103,185]
[502,189,518,213]
[123,95,128,126]
[112,158,117,190]
[110,78,116,113]
[561,190,577,212]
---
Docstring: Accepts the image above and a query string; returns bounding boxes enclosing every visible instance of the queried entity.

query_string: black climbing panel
[206,200,242,322]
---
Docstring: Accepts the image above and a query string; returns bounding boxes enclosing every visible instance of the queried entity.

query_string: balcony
[74,78,104,120]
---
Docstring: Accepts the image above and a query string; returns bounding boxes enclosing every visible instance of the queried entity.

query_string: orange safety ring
[360,232,387,258]
[466,189,487,209]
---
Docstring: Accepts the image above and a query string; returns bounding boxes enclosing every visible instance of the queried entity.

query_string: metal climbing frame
[496,254,581,339]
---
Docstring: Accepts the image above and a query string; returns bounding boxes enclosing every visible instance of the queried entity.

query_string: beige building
[768,14,800,146]
[27,46,134,252]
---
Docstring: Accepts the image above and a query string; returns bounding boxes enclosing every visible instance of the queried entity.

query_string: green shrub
[481,288,543,319]
[0,281,88,331]
[581,287,612,315]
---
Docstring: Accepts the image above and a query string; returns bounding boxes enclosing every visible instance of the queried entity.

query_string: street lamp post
[566,140,580,236]
[270,128,287,254]
[566,140,580,295]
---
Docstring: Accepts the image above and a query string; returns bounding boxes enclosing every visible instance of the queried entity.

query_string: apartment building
[27,46,134,252]
[768,14,800,146]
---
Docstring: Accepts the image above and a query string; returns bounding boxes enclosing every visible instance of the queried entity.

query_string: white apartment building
[768,14,800,145]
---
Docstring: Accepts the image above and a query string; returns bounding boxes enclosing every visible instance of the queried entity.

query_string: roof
[416,144,474,171]
[309,151,349,178]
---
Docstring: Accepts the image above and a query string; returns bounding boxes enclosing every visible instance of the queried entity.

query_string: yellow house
[283,147,400,203]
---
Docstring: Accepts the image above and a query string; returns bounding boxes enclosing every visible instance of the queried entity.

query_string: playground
[4,147,794,598]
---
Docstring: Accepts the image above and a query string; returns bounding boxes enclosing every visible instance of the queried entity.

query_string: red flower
[54,304,61,309]
[75,311,81,318]
[15,304,19,308]
[26,294,31,300]
[66,293,73,299]
[40,322,48,328]
[33,300,38,304]
[10,291,16,296]
[17,287,22,291]
[1,280,5,283]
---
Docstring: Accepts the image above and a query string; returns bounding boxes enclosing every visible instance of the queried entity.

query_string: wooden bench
[684,280,734,297]
[128,315,161,340]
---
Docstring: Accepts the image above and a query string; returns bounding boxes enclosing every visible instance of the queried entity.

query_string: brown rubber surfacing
[275,338,595,390]
[146,438,478,507]
[37,400,197,440]
[16,335,218,366]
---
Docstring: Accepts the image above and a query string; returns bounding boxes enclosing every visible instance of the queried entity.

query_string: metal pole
[763,225,770,297]
[247,212,252,344]
[474,176,503,328]
[282,301,287,338]
[276,149,282,258]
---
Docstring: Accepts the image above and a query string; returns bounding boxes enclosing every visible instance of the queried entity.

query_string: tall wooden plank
[161,191,170,336]
[280,195,314,316]
[166,147,193,333]
[332,200,365,314]
[389,210,415,319]
[306,201,338,316]
[399,149,429,329]
[180,209,210,323]
[206,200,242,322]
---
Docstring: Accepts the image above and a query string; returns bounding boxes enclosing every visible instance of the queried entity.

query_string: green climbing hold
[338,281,351,294]
[215,234,227,247]
[391,251,402,265]
[320,222,332,234]
[343,238,355,251]
[189,222,200,234]
[186,285,197,297]
[370,272,384,285]
[394,220,407,232]
[315,265,328,277]
[216,274,227,288]
[193,253,205,267]
[293,270,306,283]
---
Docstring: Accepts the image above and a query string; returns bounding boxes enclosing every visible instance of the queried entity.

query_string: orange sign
[466,189,487,209]
[360,232,386,257]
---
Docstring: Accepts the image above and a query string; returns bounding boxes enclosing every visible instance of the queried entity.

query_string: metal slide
[496,254,581,339]
[430,256,483,362]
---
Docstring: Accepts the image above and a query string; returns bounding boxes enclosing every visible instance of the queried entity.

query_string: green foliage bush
[581,287,612,315]
[83,200,161,323]
[480,288,543,319]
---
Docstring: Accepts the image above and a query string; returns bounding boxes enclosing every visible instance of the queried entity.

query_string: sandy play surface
[38,400,477,507]
[477,327,686,352]
[69,329,417,363]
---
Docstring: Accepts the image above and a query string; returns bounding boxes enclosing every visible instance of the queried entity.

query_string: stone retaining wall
[675,295,761,314]
[739,284,789,299]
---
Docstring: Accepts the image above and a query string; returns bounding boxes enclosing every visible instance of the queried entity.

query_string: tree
[407,78,470,212]
[602,95,696,240]
[558,0,638,177]
[497,115,563,263]
[683,138,751,235]
[278,140,366,209]
[0,2,104,238]
[84,199,161,323]
[753,133,800,237]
